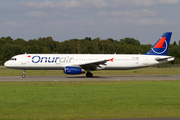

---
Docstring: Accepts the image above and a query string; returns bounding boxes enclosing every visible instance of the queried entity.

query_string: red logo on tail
[154,37,166,48]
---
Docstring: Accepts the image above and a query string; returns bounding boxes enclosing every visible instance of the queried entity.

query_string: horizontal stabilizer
[155,56,174,62]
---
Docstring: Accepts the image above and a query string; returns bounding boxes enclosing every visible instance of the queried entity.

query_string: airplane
[4,32,174,78]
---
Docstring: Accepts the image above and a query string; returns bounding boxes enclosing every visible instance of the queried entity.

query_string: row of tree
[0,36,180,65]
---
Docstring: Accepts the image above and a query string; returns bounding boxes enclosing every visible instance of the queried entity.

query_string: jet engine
[64,66,85,74]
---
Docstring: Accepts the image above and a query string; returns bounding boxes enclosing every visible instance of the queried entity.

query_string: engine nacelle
[64,66,85,74]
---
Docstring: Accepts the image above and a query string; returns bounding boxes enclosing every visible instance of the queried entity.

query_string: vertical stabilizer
[145,32,172,55]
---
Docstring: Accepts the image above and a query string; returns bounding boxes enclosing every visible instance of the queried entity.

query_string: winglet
[110,58,114,62]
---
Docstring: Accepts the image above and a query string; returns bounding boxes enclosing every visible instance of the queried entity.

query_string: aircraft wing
[76,58,114,71]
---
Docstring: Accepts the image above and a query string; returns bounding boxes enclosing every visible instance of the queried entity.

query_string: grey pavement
[0,75,180,82]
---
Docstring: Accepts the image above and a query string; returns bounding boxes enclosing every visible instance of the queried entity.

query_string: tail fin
[145,32,172,55]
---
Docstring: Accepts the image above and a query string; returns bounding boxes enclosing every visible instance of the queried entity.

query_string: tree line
[0,36,180,65]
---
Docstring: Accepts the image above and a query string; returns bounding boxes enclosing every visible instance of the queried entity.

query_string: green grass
[0,67,180,76]
[0,81,180,119]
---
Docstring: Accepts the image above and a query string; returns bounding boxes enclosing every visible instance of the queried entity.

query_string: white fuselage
[4,54,174,70]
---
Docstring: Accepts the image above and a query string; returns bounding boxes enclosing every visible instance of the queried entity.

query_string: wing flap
[79,59,110,70]
[70,58,113,71]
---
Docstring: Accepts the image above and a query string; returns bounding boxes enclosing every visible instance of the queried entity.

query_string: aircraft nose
[4,61,9,67]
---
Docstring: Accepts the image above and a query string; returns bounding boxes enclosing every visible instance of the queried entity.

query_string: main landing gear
[86,72,93,77]
[22,70,26,78]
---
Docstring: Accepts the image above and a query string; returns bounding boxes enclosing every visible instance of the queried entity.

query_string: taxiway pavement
[0,75,180,82]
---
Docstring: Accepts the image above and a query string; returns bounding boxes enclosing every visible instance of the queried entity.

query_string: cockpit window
[10,58,17,61]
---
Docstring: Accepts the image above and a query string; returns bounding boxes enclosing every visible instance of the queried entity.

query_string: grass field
[0,67,180,119]
[0,81,180,119]
[0,67,180,76]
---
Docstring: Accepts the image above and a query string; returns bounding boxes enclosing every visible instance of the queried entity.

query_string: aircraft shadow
[66,76,109,79]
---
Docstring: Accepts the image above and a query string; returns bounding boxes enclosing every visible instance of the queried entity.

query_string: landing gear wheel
[22,70,26,78]
[22,74,26,78]
[86,72,93,77]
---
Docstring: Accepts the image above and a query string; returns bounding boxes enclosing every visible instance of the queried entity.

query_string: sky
[0,0,180,44]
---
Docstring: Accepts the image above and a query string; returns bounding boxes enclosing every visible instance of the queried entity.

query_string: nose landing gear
[22,70,26,78]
